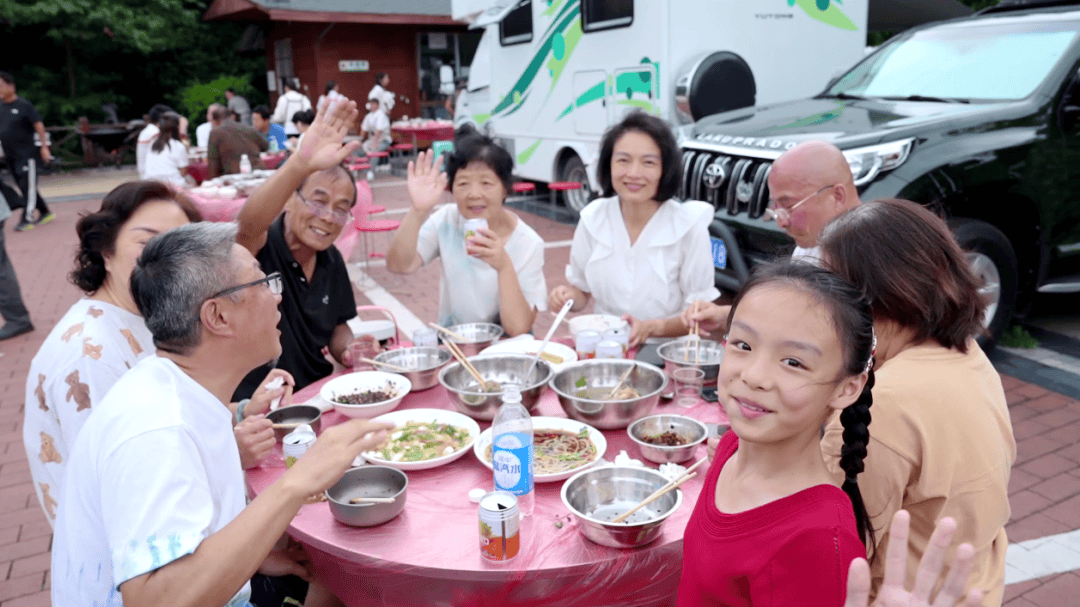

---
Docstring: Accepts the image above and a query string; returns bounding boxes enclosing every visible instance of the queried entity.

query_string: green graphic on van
[789,0,858,31]
[489,1,580,118]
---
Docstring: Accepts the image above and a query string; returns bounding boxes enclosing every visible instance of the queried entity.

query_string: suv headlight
[843,139,914,187]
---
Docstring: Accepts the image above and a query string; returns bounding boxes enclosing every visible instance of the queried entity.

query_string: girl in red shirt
[678,261,877,607]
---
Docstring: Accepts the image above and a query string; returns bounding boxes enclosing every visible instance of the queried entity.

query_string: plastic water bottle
[239,154,252,174]
[268,137,279,153]
[491,385,534,516]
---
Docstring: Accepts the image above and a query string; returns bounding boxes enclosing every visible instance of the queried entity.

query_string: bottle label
[492,432,533,496]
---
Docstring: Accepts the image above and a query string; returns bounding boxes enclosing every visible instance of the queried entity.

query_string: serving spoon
[524,299,574,382]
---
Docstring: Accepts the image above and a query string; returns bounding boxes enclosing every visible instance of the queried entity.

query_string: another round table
[246,371,728,607]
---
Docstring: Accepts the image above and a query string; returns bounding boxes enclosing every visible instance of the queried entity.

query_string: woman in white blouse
[549,111,719,346]
[143,113,189,186]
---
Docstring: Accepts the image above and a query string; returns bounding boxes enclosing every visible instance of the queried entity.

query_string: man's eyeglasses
[296,190,350,225]
[208,272,283,300]
[764,184,838,223]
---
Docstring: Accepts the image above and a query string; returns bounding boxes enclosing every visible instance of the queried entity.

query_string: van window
[500,1,533,46]
[582,0,633,33]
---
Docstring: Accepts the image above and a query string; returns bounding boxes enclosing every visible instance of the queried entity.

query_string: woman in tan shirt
[819,199,1015,607]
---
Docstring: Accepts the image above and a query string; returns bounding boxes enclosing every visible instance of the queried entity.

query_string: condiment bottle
[491,385,534,516]
[239,154,252,174]
[575,330,602,360]
[595,340,624,359]
[603,326,630,355]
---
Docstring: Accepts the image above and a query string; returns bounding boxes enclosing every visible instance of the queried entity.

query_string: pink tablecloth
[247,367,729,607]
[186,192,247,222]
[186,160,209,185]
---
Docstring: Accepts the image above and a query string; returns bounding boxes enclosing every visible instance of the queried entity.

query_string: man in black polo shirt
[233,96,366,401]
[0,71,54,232]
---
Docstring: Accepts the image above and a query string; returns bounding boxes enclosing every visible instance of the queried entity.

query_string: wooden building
[204,0,480,121]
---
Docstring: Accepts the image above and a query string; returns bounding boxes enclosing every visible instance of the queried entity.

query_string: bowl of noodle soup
[473,417,607,483]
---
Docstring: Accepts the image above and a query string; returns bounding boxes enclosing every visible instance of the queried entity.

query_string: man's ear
[200,298,236,339]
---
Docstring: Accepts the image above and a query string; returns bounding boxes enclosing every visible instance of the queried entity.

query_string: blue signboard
[710,237,727,269]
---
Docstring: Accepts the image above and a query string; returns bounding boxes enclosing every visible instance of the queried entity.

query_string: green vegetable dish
[375,421,471,462]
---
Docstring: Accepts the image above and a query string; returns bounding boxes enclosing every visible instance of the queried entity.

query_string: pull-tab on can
[478,491,520,562]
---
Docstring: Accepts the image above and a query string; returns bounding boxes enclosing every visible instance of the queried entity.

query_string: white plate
[479,339,578,371]
[567,314,628,338]
[472,417,607,483]
[363,408,481,471]
[321,371,411,418]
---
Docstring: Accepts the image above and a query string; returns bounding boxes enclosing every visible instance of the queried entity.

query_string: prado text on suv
[679,0,1080,345]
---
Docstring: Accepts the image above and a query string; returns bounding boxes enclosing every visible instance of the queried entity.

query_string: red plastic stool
[513,182,536,194]
[548,181,582,206]
[367,151,391,174]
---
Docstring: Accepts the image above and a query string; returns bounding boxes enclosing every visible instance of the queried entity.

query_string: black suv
[680,0,1080,344]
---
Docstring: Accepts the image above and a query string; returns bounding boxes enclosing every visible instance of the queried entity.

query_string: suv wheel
[949,219,1018,349]
[558,154,592,213]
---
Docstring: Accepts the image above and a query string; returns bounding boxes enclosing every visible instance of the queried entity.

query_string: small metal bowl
[373,347,452,391]
[438,354,553,420]
[627,415,708,464]
[561,466,682,548]
[445,322,505,356]
[266,405,322,443]
[657,338,724,386]
[549,360,668,429]
[326,466,408,527]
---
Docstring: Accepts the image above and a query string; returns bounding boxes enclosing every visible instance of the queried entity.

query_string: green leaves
[575,376,587,388]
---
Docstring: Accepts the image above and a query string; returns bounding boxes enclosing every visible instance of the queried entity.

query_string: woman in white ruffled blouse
[549,112,719,347]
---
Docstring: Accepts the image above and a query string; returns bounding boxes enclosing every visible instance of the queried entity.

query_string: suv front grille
[679,147,772,220]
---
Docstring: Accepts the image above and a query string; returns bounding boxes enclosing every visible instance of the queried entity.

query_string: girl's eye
[782,358,805,369]
[730,340,750,351]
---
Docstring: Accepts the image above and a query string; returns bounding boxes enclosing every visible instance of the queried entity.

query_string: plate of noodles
[362,409,481,471]
[473,417,607,483]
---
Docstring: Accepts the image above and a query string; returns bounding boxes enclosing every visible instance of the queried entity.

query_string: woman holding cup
[387,134,547,336]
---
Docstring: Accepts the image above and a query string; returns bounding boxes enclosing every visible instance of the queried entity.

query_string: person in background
[253,105,287,152]
[387,139,547,336]
[360,98,391,155]
[818,199,1014,606]
[225,87,252,126]
[678,261,874,606]
[682,140,862,335]
[317,80,341,110]
[368,72,395,116]
[0,186,33,340]
[0,70,55,231]
[136,104,169,180]
[143,113,189,186]
[196,103,224,148]
[50,221,390,607]
[232,96,373,400]
[288,109,315,151]
[207,106,268,179]
[272,78,313,139]
[548,111,718,347]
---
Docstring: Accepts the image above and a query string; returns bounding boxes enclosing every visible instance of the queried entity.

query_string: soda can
[282,424,316,468]
[479,491,520,562]
[464,218,489,254]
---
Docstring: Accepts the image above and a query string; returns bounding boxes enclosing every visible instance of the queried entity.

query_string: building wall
[264,21,466,124]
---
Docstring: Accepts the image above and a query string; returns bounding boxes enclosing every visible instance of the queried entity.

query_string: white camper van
[453,0,870,211]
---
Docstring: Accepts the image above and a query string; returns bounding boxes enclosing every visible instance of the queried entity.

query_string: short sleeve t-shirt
[416,204,548,327]
[143,139,189,185]
[0,96,43,159]
[361,110,392,145]
[23,299,155,525]
[51,356,250,607]
[233,215,356,399]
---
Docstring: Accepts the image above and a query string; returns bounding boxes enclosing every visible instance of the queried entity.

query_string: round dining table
[246,364,729,607]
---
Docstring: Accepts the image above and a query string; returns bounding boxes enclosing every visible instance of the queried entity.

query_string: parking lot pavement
[0,171,1078,606]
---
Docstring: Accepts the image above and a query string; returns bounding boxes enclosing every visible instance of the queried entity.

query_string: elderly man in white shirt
[51,217,390,607]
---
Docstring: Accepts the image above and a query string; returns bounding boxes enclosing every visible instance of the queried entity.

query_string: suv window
[500,1,532,46]
[828,20,1080,101]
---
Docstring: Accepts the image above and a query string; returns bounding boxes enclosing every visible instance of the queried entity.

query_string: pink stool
[548,181,582,206]
[512,182,537,200]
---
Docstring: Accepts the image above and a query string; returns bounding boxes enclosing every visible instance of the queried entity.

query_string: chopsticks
[271,422,303,430]
[611,457,708,524]
[362,358,409,373]
[605,364,636,399]
[350,496,396,504]
[428,322,469,343]
[441,337,489,391]
[685,301,701,364]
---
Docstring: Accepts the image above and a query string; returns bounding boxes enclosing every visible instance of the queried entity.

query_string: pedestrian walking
[0,71,54,232]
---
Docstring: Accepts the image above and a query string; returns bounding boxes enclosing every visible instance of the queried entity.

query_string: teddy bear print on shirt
[60,323,84,342]
[35,374,47,411]
[39,432,62,464]
[65,369,92,411]
[120,328,143,356]
[87,306,103,318]
[82,338,103,360]
[39,483,58,519]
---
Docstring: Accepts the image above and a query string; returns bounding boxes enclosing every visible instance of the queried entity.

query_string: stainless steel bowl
[657,338,724,386]
[445,323,505,356]
[326,466,408,527]
[266,405,322,442]
[627,415,708,464]
[438,354,553,420]
[561,466,682,548]
[374,347,452,391]
[549,360,668,429]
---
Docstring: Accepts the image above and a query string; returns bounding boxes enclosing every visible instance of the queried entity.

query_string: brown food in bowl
[334,382,397,404]
[641,431,689,446]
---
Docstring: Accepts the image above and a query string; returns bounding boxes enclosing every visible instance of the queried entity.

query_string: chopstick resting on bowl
[442,339,490,391]
[605,364,636,399]
[271,422,303,429]
[686,301,701,364]
[428,322,469,343]
[611,457,708,524]
[350,496,397,504]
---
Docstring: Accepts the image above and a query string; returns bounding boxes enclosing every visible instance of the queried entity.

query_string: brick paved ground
[0,171,1078,606]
